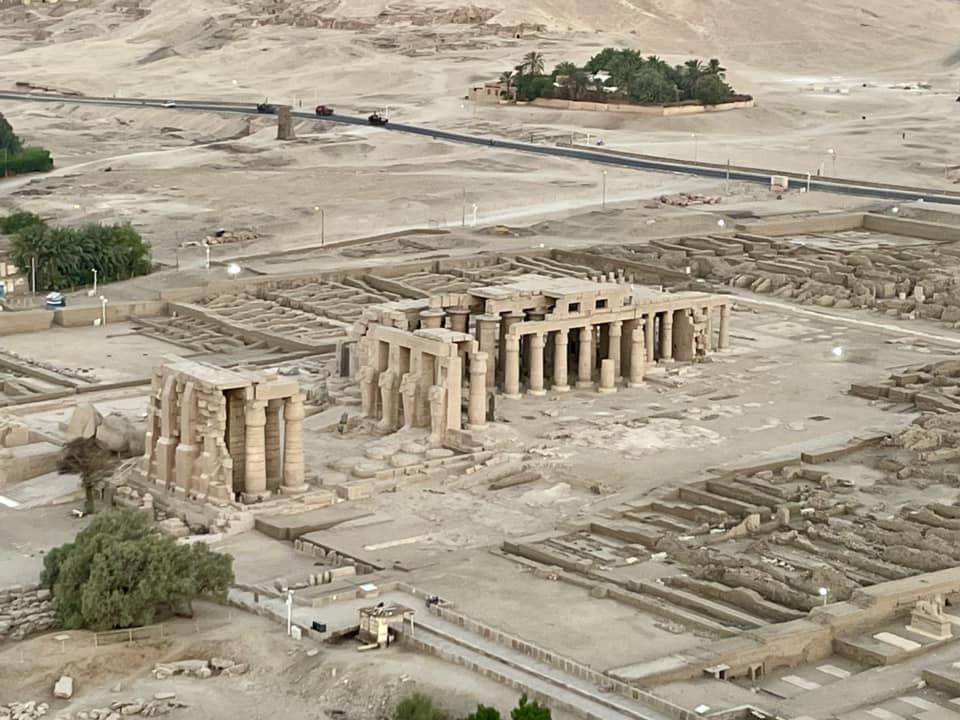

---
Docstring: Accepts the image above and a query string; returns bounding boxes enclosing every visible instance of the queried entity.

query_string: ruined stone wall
[0,584,59,641]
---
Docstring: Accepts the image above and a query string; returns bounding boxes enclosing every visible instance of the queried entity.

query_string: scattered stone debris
[657,192,722,207]
[181,230,258,247]
[0,701,50,720]
[53,676,74,700]
[151,658,248,680]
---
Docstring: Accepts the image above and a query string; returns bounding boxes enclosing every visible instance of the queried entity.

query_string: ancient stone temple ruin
[352,274,731,442]
[141,357,306,504]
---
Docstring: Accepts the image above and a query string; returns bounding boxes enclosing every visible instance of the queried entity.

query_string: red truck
[315,105,334,116]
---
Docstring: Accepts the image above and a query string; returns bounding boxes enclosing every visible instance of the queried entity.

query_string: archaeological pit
[4,204,960,719]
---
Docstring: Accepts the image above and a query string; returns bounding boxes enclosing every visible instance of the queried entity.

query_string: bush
[10,219,151,291]
[394,693,449,720]
[0,147,53,175]
[510,696,550,720]
[42,510,234,631]
[464,706,502,720]
[0,210,46,235]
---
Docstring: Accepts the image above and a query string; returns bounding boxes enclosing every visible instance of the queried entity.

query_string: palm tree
[522,50,545,76]
[564,70,591,101]
[59,436,118,515]
[552,61,579,80]
[705,58,727,78]
[499,70,515,98]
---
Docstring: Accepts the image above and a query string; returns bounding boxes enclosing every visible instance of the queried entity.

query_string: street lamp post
[818,587,829,606]
[601,170,608,210]
[99,295,108,326]
[204,242,211,270]
[314,206,325,245]
[286,589,294,637]
[91,268,98,295]
[827,148,836,176]
[692,133,698,162]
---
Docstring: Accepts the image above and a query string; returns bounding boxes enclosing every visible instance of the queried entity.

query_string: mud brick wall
[0,584,60,641]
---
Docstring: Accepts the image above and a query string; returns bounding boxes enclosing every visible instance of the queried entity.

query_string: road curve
[2,91,959,206]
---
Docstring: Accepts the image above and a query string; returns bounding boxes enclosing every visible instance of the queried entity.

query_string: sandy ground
[1,0,959,267]
[0,601,551,720]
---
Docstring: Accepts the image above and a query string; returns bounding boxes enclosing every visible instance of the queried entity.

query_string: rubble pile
[657,193,722,207]
[151,658,249,680]
[0,702,49,720]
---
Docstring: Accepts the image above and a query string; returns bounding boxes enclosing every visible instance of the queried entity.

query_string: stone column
[608,321,623,379]
[467,352,488,430]
[660,311,674,362]
[553,328,570,392]
[645,313,655,362]
[243,400,269,502]
[377,369,400,432]
[577,326,594,389]
[503,335,521,399]
[499,312,524,387]
[628,325,646,387]
[527,333,546,396]
[264,399,282,493]
[704,306,714,351]
[174,382,197,497]
[447,307,470,333]
[475,315,499,388]
[719,304,731,351]
[419,309,445,330]
[282,394,307,493]
[598,359,617,394]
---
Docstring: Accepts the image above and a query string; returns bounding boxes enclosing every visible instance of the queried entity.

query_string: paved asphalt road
[3,92,960,206]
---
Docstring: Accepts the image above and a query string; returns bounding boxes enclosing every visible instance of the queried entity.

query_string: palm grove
[500,48,745,106]
[0,211,151,291]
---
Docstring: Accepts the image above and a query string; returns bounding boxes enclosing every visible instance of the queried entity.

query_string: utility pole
[461,188,467,227]
[30,256,36,296]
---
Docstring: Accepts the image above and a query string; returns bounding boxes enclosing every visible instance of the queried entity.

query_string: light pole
[818,587,829,606]
[692,133,698,161]
[717,219,726,231]
[313,206,325,245]
[827,148,836,176]
[470,203,478,227]
[461,189,467,228]
[91,268,98,295]
[203,242,211,269]
[99,295,108,326]
[286,589,294,636]
[601,170,608,210]
[227,263,241,279]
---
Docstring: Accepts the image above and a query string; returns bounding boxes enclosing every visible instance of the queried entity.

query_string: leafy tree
[562,70,592,101]
[628,69,678,104]
[59,436,119,515]
[514,74,555,102]
[41,510,234,631]
[394,693,449,720]
[499,70,515,98]
[510,696,550,720]
[464,706,502,720]
[522,51,545,75]
[0,112,22,154]
[692,74,734,105]
[705,58,727,78]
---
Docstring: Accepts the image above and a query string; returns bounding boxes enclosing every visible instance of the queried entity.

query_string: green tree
[0,112,23,154]
[514,74,554,101]
[510,696,550,720]
[499,70,516,98]
[522,51,545,75]
[464,706,502,720]
[394,693,449,720]
[41,510,234,631]
[628,69,679,104]
[705,58,727,78]
[562,70,591,101]
[58,436,119,516]
[692,74,734,105]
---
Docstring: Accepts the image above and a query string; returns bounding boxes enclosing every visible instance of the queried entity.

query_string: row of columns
[242,394,306,502]
[495,304,730,397]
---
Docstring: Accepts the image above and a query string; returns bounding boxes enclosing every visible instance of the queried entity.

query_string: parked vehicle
[315,105,334,116]
[367,112,388,126]
[162,100,176,108]
[257,100,276,114]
